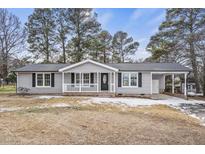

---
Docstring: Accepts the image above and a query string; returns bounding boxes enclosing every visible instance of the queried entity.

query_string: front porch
[62,72,116,93]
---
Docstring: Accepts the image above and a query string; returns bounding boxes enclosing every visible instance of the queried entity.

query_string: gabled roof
[15,64,70,72]
[59,59,119,72]
[14,60,191,72]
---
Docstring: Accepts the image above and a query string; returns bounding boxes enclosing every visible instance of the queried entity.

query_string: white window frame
[36,73,51,88]
[75,73,80,87]
[82,73,90,87]
[74,73,91,87]
[121,72,138,88]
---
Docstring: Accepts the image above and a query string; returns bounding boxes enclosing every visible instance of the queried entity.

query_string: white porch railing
[63,83,98,92]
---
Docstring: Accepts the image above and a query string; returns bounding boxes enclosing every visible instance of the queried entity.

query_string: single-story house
[15,59,191,96]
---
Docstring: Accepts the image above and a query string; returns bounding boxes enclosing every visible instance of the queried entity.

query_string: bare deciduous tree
[0,9,25,80]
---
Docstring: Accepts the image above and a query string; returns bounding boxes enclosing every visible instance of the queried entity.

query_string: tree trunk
[2,55,8,80]
[103,50,106,63]
[62,40,66,63]
[188,10,201,93]
[2,63,8,80]
[189,43,201,93]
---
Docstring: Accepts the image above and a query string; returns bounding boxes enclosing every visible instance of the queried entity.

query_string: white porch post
[79,72,82,92]
[150,72,153,95]
[62,72,64,93]
[114,72,116,93]
[172,74,175,94]
[97,72,99,92]
[163,75,166,92]
[110,72,112,92]
[184,73,187,96]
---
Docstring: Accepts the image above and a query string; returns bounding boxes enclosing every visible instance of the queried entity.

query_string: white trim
[150,72,153,95]
[150,71,189,74]
[97,72,99,92]
[62,72,64,92]
[82,73,90,87]
[79,72,82,92]
[172,74,175,94]
[59,59,119,72]
[36,73,51,88]
[121,72,138,88]
[74,73,80,87]
[184,73,187,96]
[114,72,116,93]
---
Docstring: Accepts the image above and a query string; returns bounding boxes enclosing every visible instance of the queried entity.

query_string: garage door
[152,80,159,94]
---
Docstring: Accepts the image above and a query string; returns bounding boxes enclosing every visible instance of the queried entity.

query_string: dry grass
[0,95,205,144]
[0,85,16,93]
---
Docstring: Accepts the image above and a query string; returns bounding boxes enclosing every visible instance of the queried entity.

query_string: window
[36,73,51,87]
[122,72,138,87]
[37,74,43,86]
[75,73,80,86]
[131,73,137,86]
[123,73,129,86]
[83,73,90,86]
[44,74,51,86]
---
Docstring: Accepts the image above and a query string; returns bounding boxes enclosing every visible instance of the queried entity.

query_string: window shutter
[32,73,36,87]
[138,72,142,87]
[90,73,94,83]
[51,73,55,87]
[71,73,75,84]
[118,73,121,87]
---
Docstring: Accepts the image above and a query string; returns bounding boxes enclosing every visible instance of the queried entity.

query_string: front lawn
[0,95,205,144]
[0,85,16,94]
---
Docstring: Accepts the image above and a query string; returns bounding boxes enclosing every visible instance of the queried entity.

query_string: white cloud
[98,12,113,29]
[134,47,151,60]
[130,8,159,21]
[130,9,142,21]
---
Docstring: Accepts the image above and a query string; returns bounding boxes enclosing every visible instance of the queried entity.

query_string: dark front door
[101,73,109,91]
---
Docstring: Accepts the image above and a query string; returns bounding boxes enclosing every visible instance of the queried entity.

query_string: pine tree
[147,9,205,93]
[67,9,101,62]
[26,9,56,63]
[90,30,112,63]
[53,9,71,63]
[112,31,139,63]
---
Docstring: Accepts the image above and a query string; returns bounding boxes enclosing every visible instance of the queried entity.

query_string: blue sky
[8,8,166,60]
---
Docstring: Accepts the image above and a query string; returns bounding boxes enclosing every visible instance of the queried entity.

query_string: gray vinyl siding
[64,62,115,72]
[152,74,165,92]
[17,72,62,94]
[115,72,151,94]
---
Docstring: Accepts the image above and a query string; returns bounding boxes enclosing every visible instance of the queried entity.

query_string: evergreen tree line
[26,8,139,64]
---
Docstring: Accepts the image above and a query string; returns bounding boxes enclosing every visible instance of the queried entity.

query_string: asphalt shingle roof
[14,62,191,72]
[15,64,70,72]
[107,63,191,72]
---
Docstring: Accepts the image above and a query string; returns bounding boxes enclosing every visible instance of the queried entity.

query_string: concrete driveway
[86,94,205,125]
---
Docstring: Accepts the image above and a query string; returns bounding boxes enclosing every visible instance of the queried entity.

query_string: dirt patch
[0,95,205,144]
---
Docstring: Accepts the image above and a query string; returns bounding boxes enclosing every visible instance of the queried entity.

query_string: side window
[130,73,137,86]
[44,74,51,86]
[37,74,43,86]
[36,73,51,87]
